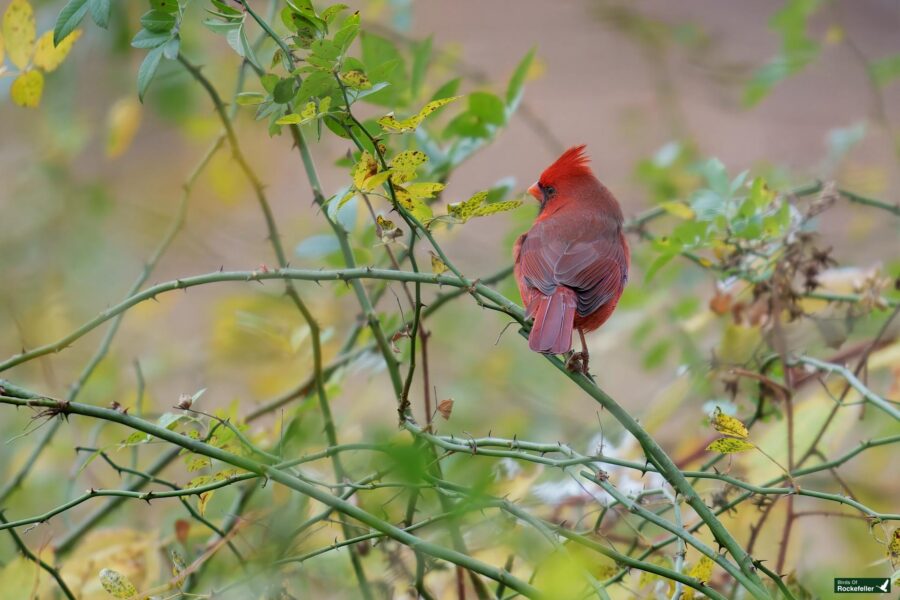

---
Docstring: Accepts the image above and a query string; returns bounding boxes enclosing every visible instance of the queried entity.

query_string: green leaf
[150,0,179,13]
[121,431,150,446]
[162,35,179,60]
[468,91,506,126]
[641,338,671,370]
[743,57,793,107]
[209,0,238,13]
[295,234,341,259]
[644,252,676,283]
[273,78,296,104]
[236,92,266,106]
[140,10,176,33]
[203,19,240,36]
[430,77,460,102]
[131,28,170,49]
[321,3,348,24]
[260,73,279,93]
[137,45,164,102]
[410,36,432,98]
[54,0,89,45]
[333,12,359,52]
[870,54,900,87]
[361,32,406,106]
[88,0,110,28]
[239,25,261,70]
[156,412,184,430]
[506,46,535,112]
[706,437,755,454]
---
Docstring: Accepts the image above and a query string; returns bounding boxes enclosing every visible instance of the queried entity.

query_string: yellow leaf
[353,152,378,189]
[448,190,488,221]
[393,186,433,221]
[0,31,5,65]
[690,556,714,584]
[706,437,755,454]
[0,548,56,598]
[59,529,159,600]
[659,200,695,219]
[888,527,900,561]
[299,100,318,120]
[362,169,393,192]
[682,556,715,599]
[471,199,522,218]
[275,113,302,125]
[639,555,673,587]
[33,29,81,72]
[336,188,356,209]
[2,0,35,70]
[711,406,749,438]
[105,97,142,158]
[185,454,211,472]
[389,149,428,184]
[197,490,214,516]
[430,252,447,275]
[99,568,138,599]
[340,69,372,89]
[377,96,461,133]
[405,182,444,199]
[10,69,42,107]
[376,215,395,231]
[824,25,844,45]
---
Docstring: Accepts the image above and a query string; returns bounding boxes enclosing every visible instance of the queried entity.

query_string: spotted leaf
[99,568,138,599]
[3,0,35,70]
[340,69,371,89]
[377,96,461,133]
[711,407,749,438]
[706,437,755,454]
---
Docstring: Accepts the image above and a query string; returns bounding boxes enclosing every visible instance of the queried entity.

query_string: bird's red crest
[539,144,592,185]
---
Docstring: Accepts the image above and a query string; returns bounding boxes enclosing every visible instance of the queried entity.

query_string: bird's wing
[516,218,627,317]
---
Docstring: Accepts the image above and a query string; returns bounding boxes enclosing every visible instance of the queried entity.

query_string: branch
[0,511,76,600]
[0,394,540,598]
[792,355,900,420]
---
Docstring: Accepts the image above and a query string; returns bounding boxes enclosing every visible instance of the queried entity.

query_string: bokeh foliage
[1,1,899,599]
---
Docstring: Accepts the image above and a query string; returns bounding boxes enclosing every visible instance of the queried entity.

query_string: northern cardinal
[513,145,629,372]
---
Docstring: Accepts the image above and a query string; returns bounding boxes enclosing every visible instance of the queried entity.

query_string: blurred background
[1,0,899,598]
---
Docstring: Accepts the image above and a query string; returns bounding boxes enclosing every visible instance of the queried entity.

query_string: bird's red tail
[528,287,577,354]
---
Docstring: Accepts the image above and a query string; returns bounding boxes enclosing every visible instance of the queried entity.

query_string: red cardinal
[513,145,629,371]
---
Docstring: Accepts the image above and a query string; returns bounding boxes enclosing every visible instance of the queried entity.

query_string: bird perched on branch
[513,145,630,373]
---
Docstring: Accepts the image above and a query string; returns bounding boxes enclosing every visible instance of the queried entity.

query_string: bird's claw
[565,351,590,375]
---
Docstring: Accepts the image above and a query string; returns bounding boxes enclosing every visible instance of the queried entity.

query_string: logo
[834,578,892,594]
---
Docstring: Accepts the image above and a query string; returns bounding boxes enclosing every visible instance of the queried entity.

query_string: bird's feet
[564,351,590,375]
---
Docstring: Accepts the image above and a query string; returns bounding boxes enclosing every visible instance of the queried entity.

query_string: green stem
[0,394,540,598]
[0,511,76,600]
[792,355,900,420]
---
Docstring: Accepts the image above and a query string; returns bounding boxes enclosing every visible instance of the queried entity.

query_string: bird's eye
[544,185,555,198]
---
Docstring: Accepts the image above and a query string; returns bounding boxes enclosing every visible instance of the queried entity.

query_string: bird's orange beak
[527,182,541,202]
